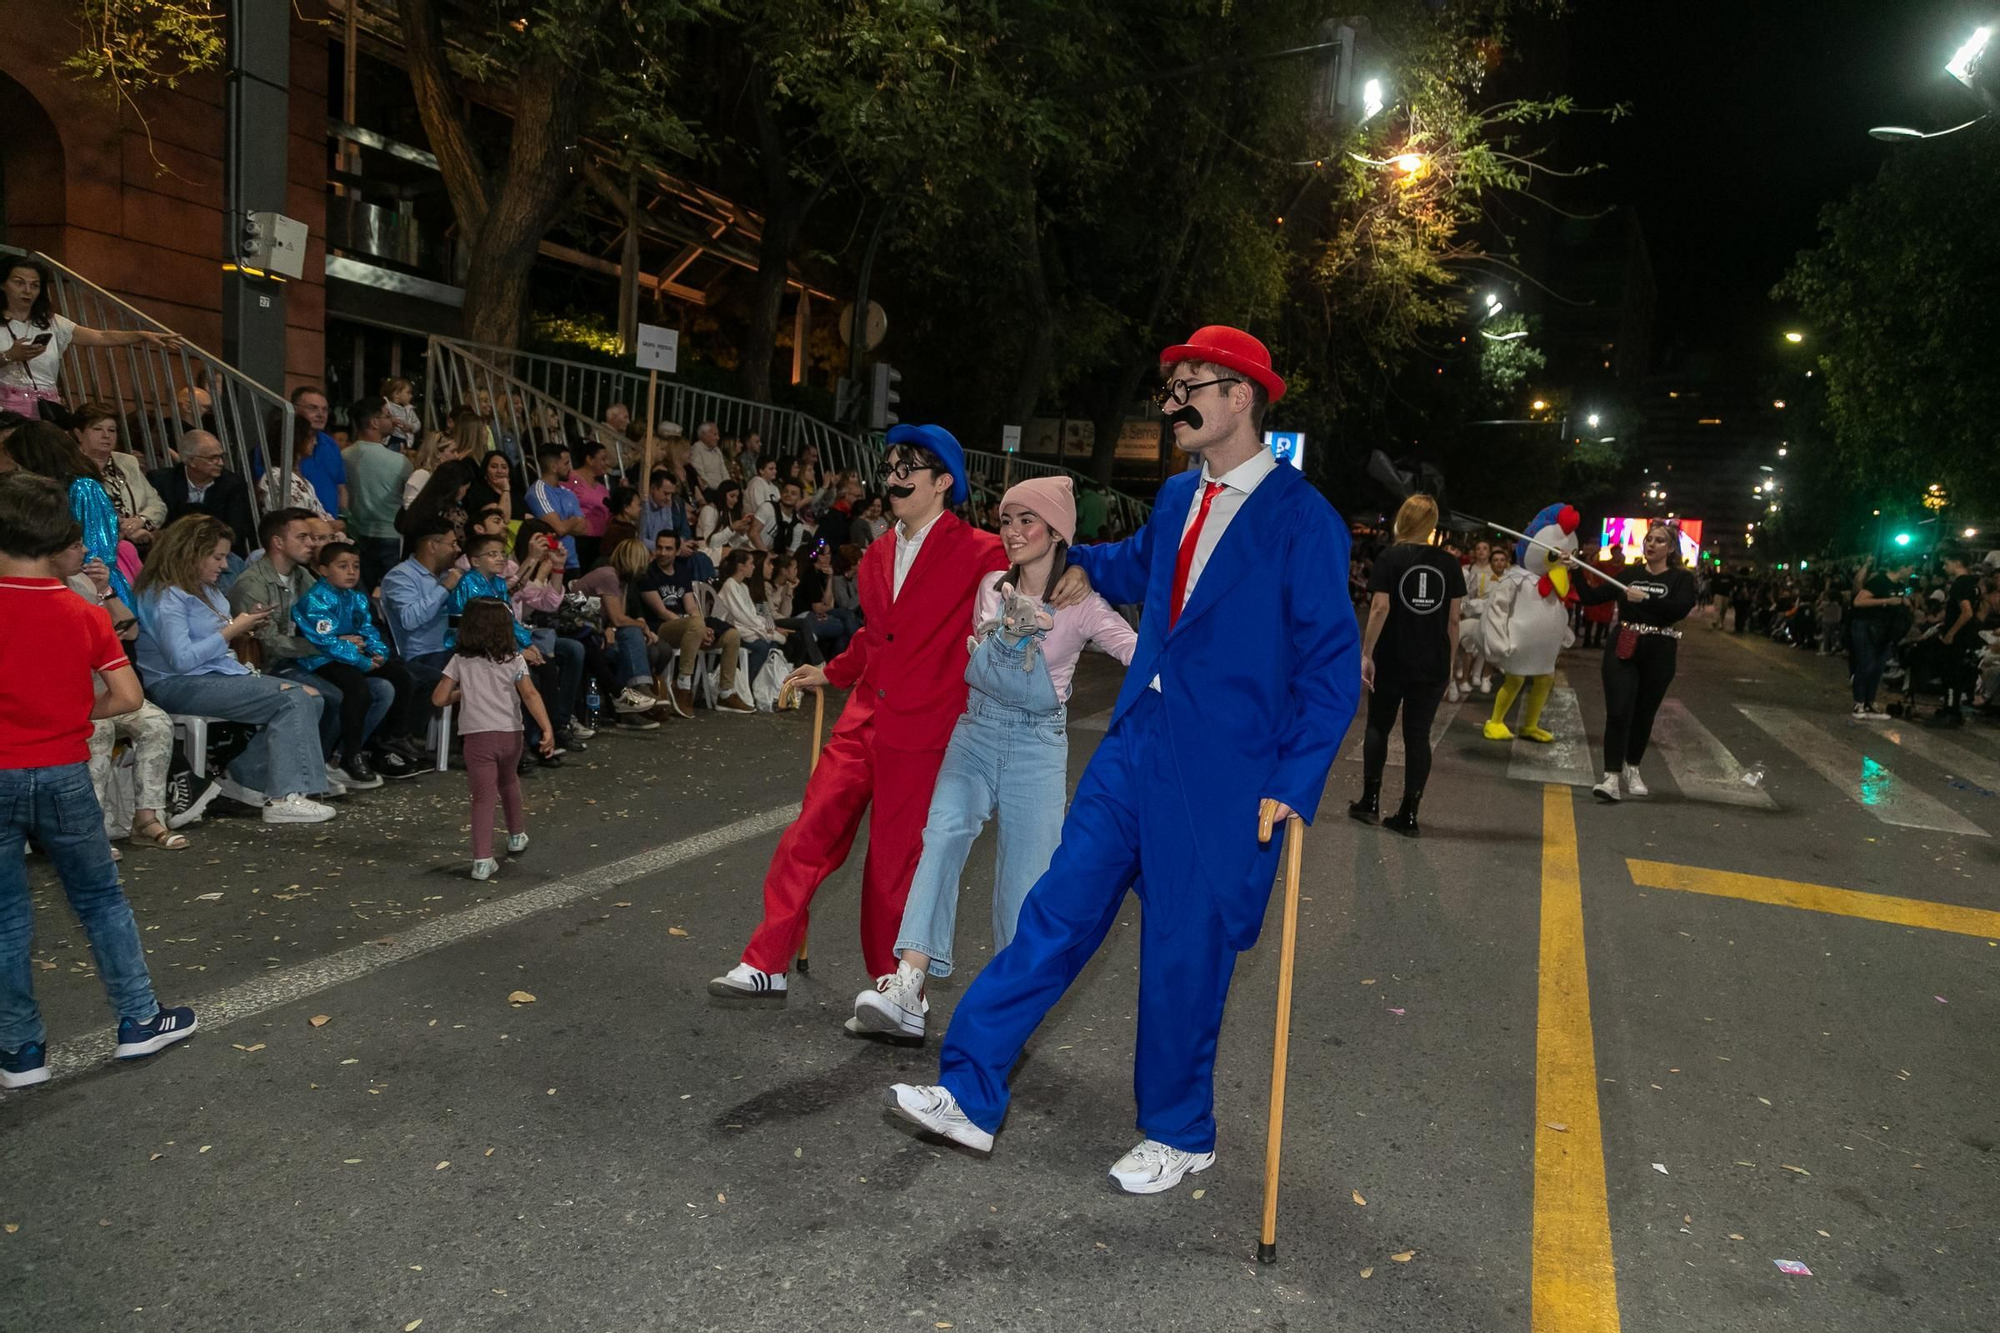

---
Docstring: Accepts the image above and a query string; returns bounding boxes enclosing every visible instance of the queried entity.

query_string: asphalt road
[5,617,1998,1333]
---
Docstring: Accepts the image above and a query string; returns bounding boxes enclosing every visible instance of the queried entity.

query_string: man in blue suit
[889,326,1360,1193]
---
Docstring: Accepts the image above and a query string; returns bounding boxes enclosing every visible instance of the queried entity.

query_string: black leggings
[1600,638,1676,773]
[1361,674,1447,794]
[310,658,414,759]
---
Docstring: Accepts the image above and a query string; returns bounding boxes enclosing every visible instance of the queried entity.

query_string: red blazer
[823,512,1007,751]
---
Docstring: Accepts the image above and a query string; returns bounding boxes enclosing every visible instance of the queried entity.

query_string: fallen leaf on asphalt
[717,1193,726,1203]
[507,991,537,1005]
[1728,1233,1744,1241]
[409,1265,421,1271]
[937,1324,953,1330]
[547,1088,556,1095]
[1734,1161,1756,1167]
[485,1148,494,1157]
[1360,1266,1374,1278]
[614,902,631,908]
[308,1015,331,1028]
[3,1224,17,1234]
[199,1145,211,1154]
[195,892,223,901]
[1390,1250,1416,1263]
[1780,1165,1811,1177]
[1816,1229,1830,1237]
[669,927,689,937]
[231,1043,266,1053]
[794,1147,803,1158]
[343,1159,362,1164]
[1546,1123,1571,1133]
[148,1153,162,1161]
[340,1058,358,1064]
[435,1161,450,1171]
[405,1322,423,1331]
[1353,1190,1367,1206]
[1360,979,1376,985]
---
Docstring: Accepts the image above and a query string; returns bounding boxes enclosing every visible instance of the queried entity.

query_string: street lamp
[1389,152,1426,174]
[1869,118,1988,141]
[1586,413,1602,428]
[1531,398,1548,412]
[1361,78,1386,123]
[1783,331,1805,344]
[1947,24,1992,87]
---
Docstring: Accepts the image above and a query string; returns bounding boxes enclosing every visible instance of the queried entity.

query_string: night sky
[1559,0,1988,365]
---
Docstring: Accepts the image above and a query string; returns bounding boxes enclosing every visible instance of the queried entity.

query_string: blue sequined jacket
[292,580,389,671]
[446,568,532,650]
[70,477,131,605]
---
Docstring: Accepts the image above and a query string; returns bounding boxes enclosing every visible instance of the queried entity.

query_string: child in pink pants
[431,600,554,880]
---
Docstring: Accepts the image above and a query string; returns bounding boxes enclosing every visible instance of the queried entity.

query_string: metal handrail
[2,247,295,523]
[957,450,1153,536]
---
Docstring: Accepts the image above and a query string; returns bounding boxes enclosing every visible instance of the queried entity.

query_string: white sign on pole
[635,323,679,373]
[1001,424,1022,454]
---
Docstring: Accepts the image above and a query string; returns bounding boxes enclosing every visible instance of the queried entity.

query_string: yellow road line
[1533,785,1621,1332]
[1627,859,2000,939]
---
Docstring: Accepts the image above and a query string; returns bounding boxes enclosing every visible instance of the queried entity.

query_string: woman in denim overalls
[852,478,1135,1040]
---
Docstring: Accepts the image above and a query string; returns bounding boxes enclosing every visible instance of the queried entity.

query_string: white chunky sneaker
[1591,771,1621,804]
[1446,679,1463,703]
[507,831,530,855]
[471,857,498,881]
[708,962,787,1000]
[885,1083,993,1153]
[853,962,928,1039]
[1108,1139,1215,1195]
[262,793,336,824]
[1621,764,1649,798]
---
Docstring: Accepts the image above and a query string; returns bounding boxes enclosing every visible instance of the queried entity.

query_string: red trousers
[740,707,947,978]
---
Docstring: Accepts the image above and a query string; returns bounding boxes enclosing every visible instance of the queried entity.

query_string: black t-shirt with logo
[1367,543,1466,684]
[636,561,698,623]
[1851,572,1901,624]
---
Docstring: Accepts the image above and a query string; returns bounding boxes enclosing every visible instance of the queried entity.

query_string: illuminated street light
[1772,399,1787,409]
[1480,329,1528,342]
[1869,118,1988,142]
[1777,446,1788,457]
[1783,331,1805,343]
[1390,152,1426,174]
[1947,25,1992,87]
[1964,527,1980,538]
[1362,78,1386,122]
[1531,398,1548,412]
[1586,413,1602,428]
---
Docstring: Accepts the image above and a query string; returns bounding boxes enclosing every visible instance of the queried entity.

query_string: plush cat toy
[1480,502,1580,742]
[969,581,1054,670]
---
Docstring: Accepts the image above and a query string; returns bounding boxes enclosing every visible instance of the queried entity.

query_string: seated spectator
[340,396,413,590]
[757,480,813,554]
[746,454,781,521]
[849,493,888,548]
[380,517,465,736]
[9,421,134,603]
[602,484,641,555]
[293,541,419,788]
[264,415,338,524]
[71,402,165,557]
[640,468,691,545]
[62,537,201,852]
[402,427,465,507]
[569,537,664,722]
[513,520,608,735]
[563,440,613,568]
[450,530,570,760]
[713,548,785,704]
[525,444,586,571]
[697,478,761,556]
[289,385,346,517]
[148,430,255,555]
[833,542,863,623]
[791,537,856,659]
[130,515,335,824]
[399,457,480,553]
[636,531,741,717]
[762,552,824,667]
[464,450,517,528]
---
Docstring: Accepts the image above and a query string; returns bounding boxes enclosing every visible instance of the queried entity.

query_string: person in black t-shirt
[1349,495,1464,837]
[1578,522,1698,802]
[1847,556,1914,719]
[1916,551,1982,728]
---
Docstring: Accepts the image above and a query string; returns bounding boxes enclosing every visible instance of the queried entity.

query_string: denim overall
[894,617,1068,977]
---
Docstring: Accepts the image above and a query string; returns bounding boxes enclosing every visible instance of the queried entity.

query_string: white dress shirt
[892,512,942,601]
[1151,447,1279,690]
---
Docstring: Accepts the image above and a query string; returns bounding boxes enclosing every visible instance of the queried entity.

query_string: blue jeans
[1,763,159,1048]
[611,626,652,687]
[895,631,1068,977]
[144,672,328,799]
[273,662,390,759]
[1850,620,1890,706]
[356,536,402,592]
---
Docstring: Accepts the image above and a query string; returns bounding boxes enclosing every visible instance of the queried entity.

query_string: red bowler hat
[1159,325,1287,403]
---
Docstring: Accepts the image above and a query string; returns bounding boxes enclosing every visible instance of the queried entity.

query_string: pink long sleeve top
[975,570,1137,703]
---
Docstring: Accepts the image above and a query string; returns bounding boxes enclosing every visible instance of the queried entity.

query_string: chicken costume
[1479,502,1580,742]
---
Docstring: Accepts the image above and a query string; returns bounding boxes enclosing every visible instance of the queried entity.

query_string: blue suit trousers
[938,690,1239,1153]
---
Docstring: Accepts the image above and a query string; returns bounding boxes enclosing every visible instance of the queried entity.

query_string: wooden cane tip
[1257,1241,1278,1264]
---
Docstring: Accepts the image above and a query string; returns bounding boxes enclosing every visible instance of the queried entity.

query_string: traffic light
[868,361,902,431]
[834,376,860,426]
[1894,532,1913,547]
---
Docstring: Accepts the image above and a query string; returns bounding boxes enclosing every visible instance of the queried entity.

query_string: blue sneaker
[114,1006,199,1060]
[1,1041,50,1089]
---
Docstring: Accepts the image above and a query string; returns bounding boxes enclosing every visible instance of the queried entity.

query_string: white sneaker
[214,776,267,808]
[885,1083,993,1154]
[320,763,349,798]
[854,962,928,1039]
[1591,772,1621,804]
[262,793,336,825]
[1108,1139,1215,1194]
[1478,676,1493,695]
[569,722,596,740]
[1621,764,1649,798]
[613,687,659,714]
[1860,705,1891,720]
[507,832,530,855]
[471,857,498,881]
[1446,680,1463,703]
[708,962,787,1000]
[1850,703,1869,721]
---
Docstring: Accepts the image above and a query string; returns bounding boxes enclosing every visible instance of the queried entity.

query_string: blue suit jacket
[1067,462,1360,949]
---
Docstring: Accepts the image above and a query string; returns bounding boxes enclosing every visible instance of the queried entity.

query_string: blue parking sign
[1263,430,1306,470]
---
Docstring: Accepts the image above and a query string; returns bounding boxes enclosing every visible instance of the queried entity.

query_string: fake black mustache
[886,483,917,500]
[1165,405,1204,430]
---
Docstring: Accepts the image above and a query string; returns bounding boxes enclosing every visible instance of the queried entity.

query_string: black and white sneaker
[372,748,422,781]
[707,963,786,1000]
[1,1040,50,1089]
[163,770,221,830]
[114,1005,198,1060]
[1108,1139,1214,1194]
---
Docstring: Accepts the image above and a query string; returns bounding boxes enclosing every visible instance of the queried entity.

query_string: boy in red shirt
[0,473,198,1088]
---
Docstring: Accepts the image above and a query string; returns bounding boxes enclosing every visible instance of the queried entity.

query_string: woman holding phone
[2,258,182,419]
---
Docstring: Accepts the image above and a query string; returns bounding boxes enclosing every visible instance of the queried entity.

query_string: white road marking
[1871,721,2000,797]
[1651,699,1777,808]
[1343,692,1464,766]
[1508,678,1598,788]
[44,801,804,1080]
[1737,705,1984,837]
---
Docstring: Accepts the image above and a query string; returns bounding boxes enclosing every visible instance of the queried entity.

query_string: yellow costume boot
[1517,674,1556,743]
[1484,675,1526,740]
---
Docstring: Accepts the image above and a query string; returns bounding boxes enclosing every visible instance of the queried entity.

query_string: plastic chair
[168,714,232,780]
[378,606,454,772]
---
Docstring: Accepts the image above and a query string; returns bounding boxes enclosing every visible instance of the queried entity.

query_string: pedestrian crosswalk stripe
[1651,700,1776,809]
[1869,720,2000,796]
[1736,705,1986,837]
[1507,680,1597,788]
[1342,693,1464,766]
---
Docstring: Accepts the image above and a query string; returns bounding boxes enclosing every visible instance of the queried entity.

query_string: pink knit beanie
[1000,476,1076,544]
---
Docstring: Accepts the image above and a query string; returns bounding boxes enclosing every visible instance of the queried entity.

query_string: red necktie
[1169,481,1226,629]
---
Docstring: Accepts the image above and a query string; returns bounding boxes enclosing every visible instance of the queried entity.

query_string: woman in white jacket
[714,548,787,684]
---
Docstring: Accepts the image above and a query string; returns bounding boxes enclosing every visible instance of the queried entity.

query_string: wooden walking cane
[777,685,827,973]
[1257,800,1307,1264]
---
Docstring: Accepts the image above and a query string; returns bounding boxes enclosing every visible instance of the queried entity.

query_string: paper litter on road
[1652,1163,1670,1174]
[1773,1260,1812,1276]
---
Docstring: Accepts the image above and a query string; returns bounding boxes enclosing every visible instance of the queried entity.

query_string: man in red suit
[711,425,1075,1003]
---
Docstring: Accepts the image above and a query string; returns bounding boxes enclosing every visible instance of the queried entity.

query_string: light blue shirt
[526,479,581,570]
[380,557,451,659]
[134,585,251,681]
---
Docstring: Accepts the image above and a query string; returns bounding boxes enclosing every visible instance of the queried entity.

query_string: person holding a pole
[708,425,1022,999]
[1582,520,1697,803]
[886,326,1360,1194]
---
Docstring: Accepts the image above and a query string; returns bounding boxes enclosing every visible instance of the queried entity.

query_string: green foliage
[1776,124,2000,515]
[62,0,226,92]
[1478,313,1545,395]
